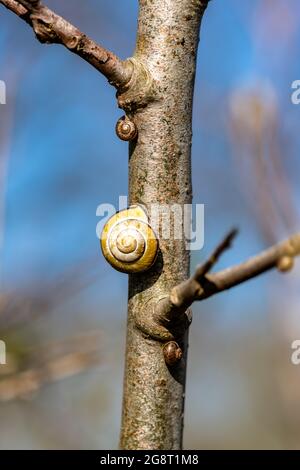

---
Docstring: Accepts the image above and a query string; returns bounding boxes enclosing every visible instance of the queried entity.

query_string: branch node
[277,256,294,273]
[117,58,157,113]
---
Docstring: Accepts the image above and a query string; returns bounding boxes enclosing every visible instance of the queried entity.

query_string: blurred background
[0,0,300,449]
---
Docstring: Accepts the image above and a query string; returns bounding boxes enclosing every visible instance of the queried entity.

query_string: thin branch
[1,0,29,19]
[156,232,300,321]
[200,233,300,299]
[0,0,132,88]
[194,228,238,278]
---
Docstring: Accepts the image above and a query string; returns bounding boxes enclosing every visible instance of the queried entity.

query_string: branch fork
[156,230,300,323]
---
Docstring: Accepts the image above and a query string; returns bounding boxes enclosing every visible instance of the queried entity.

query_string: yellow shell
[101,205,159,273]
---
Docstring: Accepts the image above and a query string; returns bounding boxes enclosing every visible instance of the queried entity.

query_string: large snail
[101,205,159,273]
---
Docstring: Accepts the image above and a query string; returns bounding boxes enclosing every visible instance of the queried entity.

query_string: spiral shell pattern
[163,341,183,366]
[116,116,138,141]
[101,206,158,273]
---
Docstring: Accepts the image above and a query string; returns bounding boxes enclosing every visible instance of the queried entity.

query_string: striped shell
[101,206,158,273]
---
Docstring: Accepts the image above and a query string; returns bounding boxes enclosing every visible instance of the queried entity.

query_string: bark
[120,0,210,450]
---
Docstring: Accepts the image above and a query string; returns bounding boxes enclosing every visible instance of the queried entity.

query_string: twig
[199,233,300,299]
[156,232,300,321]
[193,228,238,278]
[0,0,132,88]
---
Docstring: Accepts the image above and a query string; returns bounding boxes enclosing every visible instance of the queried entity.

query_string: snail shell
[163,341,183,366]
[116,116,138,141]
[101,205,159,273]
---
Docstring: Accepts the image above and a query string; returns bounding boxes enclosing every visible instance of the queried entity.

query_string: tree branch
[156,232,300,321]
[200,233,300,299]
[193,228,238,278]
[0,0,132,88]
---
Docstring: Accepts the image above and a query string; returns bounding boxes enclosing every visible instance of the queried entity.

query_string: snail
[101,205,159,273]
[116,116,138,141]
[163,341,183,367]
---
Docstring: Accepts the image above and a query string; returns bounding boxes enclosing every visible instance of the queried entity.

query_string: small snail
[116,116,138,141]
[101,205,159,273]
[163,341,183,367]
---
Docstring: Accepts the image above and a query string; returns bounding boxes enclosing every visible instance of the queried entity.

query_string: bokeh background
[0,0,300,449]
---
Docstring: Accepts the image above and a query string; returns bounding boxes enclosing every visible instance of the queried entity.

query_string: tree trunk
[120,0,209,450]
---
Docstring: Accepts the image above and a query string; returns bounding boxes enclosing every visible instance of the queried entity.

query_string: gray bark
[120,0,209,450]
